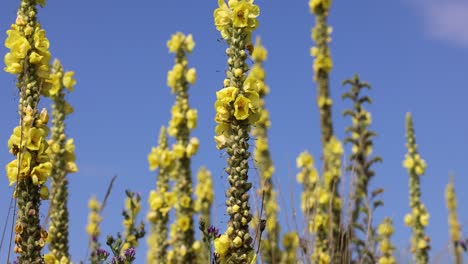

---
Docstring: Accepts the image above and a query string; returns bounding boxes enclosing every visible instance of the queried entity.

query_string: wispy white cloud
[411,0,468,47]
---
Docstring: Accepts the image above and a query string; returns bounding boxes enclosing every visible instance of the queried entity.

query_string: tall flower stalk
[250,37,280,263]
[310,0,334,146]
[342,75,382,262]
[147,127,174,263]
[281,232,299,264]
[166,32,199,263]
[403,113,430,264]
[194,166,214,264]
[445,176,462,264]
[312,137,344,264]
[377,218,396,264]
[86,196,103,264]
[213,0,261,262]
[296,151,319,241]
[47,58,78,262]
[4,0,53,262]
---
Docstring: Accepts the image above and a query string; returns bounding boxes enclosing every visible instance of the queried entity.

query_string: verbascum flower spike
[280,232,299,263]
[310,0,334,147]
[311,137,344,264]
[4,0,53,262]
[342,75,383,262]
[47,58,77,262]
[403,113,430,264]
[249,37,280,264]
[194,167,214,263]
[445,176,462,264]
[213,1,260,262]
[86,196,103,264]
[377,218,396,264]
[121,190,145,253]
[147,127,173,263]
[296,151,319,233]
[166,32,198,263]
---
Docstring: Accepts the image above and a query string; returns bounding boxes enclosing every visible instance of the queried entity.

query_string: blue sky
[1,0,468,262]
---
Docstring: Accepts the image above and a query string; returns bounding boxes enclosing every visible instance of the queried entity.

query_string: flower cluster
[147,127,172,263]
[404,113,430,264]
[194,167,214,215]
[296,151,319,216]
[87,196,103,264]
[167,32,195,54]
[377,218,396,264]
[214,0,260,40]
[280,232,299,263]
[6,108,51,191]
[445,177,463,263]
[4,18,51,79]
[214,77,261,149]
[44,253,70,264]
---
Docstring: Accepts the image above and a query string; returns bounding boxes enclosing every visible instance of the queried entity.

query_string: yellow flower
[88,196,101,211]
[309,0,332,14]
[186,68,196,84]
[233,94,250,120]
[167,32,184,53]
[404,214,413,226]
[186,109,197,129]
[216,86,239,103]
[31,161,52,185]
[173,143,186,158]
[164,192,177,207]
[177,216,191,232]
[4,53,22,74]
[420,212,429,227]
[215,101,231,123]
[6,151,32,185]
[252,39,267,62]
[63,71,76,91]
[296,151,314,168]
[5,29,30,59]
[149,191,163,210]
[214,234,230,257]
[313,54,333,74]
[186,137,199,157]
[214,0,232,37]
[39,185,50,200]
[180,195,191,208]
[231,1,260,29]
[184,34,195,53]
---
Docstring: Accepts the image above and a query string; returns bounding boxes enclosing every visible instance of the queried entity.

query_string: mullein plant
[280,232,299,263]
[445,176,462,264]
[377,218,396,264]
[249,37,281,264]
[120,190,145,253]
[213,0,261,263]
[86,196,103,264]
[165,32,199,263]
[310,0,334,146]
[296,151,318,247]
[310,137,344,264]
[4,0,53,262]
[147,126,175,263]
[342,75,383,263]
[46,59,78,263]
[403,113,430,264]
[309,1,347,261]
[193,167,215,263]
